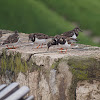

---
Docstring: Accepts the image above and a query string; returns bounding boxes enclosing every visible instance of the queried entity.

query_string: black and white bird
[61,27,82,39]
[2,30,19,49]
[29,33,52,48]
[47,35,77,53]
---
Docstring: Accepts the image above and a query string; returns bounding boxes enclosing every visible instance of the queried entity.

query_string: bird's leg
[71,44,74,46]
[60,48,64,50]
[6,45,15,49]
[41,43,43,48]
[37,45,40,49]
[6,45,10,49]
[59,48,64,50]
[59,48,64,53]
[12,45,17,49]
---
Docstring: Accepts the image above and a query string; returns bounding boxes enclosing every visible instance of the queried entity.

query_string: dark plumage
[61,31,74,37]
[47,35,77,50]
[54,35,67,40]
[47,38,59,49]
[2,30,19,45]
[58,37,66,45]
[28,33,35,42]
[58,37,77,45]
[74,27,82,32]
[29,33,51,41]
[61,27,82,38]
[73,27,82,37]
[35,33,52,39]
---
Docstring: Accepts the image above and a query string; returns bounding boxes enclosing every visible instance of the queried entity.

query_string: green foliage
[0,0,73,35]
[38,0,100,36]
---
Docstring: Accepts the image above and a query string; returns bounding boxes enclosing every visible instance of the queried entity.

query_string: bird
[29,33,52,48]
[61,27,82,39]
[58,37,72,53]
[47,38,59,50]
[47,35,77,53]
[2,30,19,49]
[0,31,2,38]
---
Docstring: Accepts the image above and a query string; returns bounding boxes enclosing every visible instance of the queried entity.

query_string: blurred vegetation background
[0,0,100,46]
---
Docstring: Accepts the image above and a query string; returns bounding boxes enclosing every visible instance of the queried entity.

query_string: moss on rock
[0,50,28,75]
[51,58,62,70]
[68,57,100,81]
[0,50,41,83]
[67,57,100,100]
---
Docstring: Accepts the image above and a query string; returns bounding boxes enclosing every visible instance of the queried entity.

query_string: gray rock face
[0,31,100,100]
[76,80,100,100]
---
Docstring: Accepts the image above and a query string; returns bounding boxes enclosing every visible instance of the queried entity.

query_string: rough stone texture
[0,31,100,100]
[38,74,51,100]
[76,80,100,100]
[16,72,39,100]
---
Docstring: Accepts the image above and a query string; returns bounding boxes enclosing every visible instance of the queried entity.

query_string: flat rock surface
[0,32,100,59]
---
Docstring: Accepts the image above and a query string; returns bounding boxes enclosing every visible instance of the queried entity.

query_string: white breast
[35,38,46,44]
[72,33,77,39]
[59,41,71,48]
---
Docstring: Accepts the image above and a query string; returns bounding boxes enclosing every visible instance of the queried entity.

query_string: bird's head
[74,27,82,32]
[15,30,18,34]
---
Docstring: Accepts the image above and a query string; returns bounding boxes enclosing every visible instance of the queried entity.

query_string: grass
[37,0,100,36]
[0,0,99,46]
[0,0,73,35]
